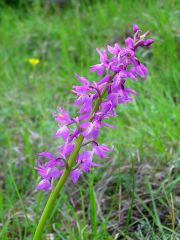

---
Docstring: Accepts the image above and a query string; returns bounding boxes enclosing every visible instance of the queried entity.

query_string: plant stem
[33,135,84,240]
[33,79,111,240]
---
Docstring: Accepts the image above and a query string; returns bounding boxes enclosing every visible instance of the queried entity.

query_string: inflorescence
[35,24,154,192]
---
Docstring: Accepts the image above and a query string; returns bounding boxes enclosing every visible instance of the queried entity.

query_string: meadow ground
[0,0,179,239]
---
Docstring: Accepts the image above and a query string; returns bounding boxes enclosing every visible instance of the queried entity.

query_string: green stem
[33,135,84,240]
[33,78,111,240]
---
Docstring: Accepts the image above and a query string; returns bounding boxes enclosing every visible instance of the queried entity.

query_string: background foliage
[0,0,179,239]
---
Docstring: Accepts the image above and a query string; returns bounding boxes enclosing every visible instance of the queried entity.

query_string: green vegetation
[0,0,179,239]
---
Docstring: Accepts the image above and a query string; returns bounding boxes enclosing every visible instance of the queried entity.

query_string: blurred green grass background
[0,0,179,239]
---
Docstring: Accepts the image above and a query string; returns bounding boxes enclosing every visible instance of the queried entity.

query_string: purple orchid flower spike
[33,24,154,240]
[35,24,154,191]
[34,24,154,240]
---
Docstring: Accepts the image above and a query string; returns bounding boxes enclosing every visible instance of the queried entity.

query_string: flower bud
[133,24,139,33]
[143,39,154,46]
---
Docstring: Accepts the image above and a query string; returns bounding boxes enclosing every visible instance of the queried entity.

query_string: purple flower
[93,144,111,158]
[99,101,116,118]
[70,169,81,183]
[80,121,101,140]
[53,108,72,125]
[38,152,55,160]
[90,64,105,76]
[125,37,134,49]
[75,95,92,114]
[97,74,111,86]
[55,126,69,141]
[97,48,108,64]
[37,152,65,167]
[133,26,154,49]
[77,151,100,172]
[133,24,139,33]
[35,24,154,191]
[60,143,74,158]
[35,163,49,179]
[47,167,63,180]
[73,74,91,95]
[36,179,51,192]
[143,39,154,46]
[35,159,63,180]
[130,63,148,79]
[68,128,80,142]
[90,48,109,75]
[107,43,121,55]
[118,48,136,67]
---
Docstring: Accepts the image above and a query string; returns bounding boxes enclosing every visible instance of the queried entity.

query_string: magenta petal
[125,88,139,95]
[77,112,90,121]
[75,73,90,85]
[125,37,134,48]
[78,151,93,162]
[45,159,59,167]
[92,128,99,140]
[98,74,111,85]
[38,152,55,160]
[53,107,72,125]
[96,48,108,63]
[103,123,115,128]
[55,126,69,141]
[36,179,51,192]
[136,64,148,78]
[119,70,128,78]
[90,64,105,76]
[90,64,101,72]
[133,24,139,33]
[80,122,91,129]
[97,66,105,76]
[70,169,81,183]
[47,167,63,180]
[60,143,74,158]
[143,39,154,46]
[107,45,116,54]
[90,162,102,167]
[107,43,121,55]
[127,71,138,81]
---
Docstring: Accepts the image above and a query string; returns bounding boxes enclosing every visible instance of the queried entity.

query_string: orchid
[35,24,154,191]
[33,24,154,240]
